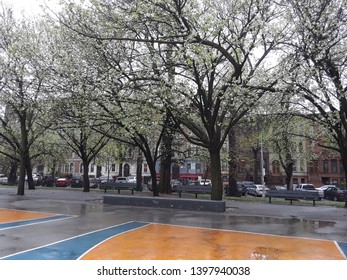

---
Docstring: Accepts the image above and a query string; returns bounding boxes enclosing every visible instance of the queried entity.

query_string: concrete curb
[103,195,226,212]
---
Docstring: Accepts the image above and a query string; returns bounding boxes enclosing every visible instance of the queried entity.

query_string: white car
[247,184,270,197]
[0,176,8,184]
[199,179,211,186]
[296,183,324,198]
[115,177,128,183]
[126,176,136,183]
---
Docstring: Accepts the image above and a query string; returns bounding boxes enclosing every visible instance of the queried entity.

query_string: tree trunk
[25,155,35,190]
[159,113,175,193]
[159,129,173,193]
[136,154,143,191]
[159,156,171,193]
[148,159,159,196]
[8,160,18,185]
[18,117,29,195]
[209,148,223,201]
[285,167,293,191]
[82,160,90,192]
[340,153,347,208]
[17,153,26,196]
[285,153,294,191]
[227,128,239,196]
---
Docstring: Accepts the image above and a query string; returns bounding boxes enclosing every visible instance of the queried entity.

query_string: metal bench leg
[131,190,134,195]
[118,189,120,194]
[195,194,198,199]
[104,189,107,193]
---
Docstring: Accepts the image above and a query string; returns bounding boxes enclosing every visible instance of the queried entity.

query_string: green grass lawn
[2,185,346,208]
[224,194,346,208]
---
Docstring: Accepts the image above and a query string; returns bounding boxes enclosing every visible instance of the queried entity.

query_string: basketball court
[0,208,346,260]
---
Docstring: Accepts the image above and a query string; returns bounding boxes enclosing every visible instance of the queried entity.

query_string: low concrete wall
[103,195,226,212]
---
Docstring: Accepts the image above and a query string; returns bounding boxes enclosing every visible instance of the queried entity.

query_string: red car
[55,178,71,187]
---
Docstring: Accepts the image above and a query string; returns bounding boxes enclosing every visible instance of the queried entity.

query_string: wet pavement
[0,187,347,260]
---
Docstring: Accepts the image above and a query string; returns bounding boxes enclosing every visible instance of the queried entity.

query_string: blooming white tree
[0,5,56,194]
[282,0,347,206]
[53,0,290,200]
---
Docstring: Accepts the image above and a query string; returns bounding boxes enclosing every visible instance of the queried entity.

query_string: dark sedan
[324,186,347,201]
[41,176,57,187]
[71,176,83,188]
[224,183,248,196]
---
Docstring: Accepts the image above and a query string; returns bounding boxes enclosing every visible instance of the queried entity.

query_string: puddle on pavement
[227,215,336,228]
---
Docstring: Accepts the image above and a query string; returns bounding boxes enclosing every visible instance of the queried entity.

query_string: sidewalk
[1,186,347,222]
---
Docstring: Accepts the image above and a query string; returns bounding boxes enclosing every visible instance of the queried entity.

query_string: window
[299,159,304,172]
[111,164,116,172]
[196,163,201,173]
[143,163,148,173]
[124,164,130,177]
[292,160,297,172]
[323,160,329,173]
[272,160,280,174]
[331,159,337,173]
[69,163,74,173]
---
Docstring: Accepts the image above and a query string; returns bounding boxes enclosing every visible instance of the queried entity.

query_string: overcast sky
[2,0,60,17]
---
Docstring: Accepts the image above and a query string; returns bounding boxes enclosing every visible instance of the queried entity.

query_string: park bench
[175,184,212,198]
[100,181,137,194]
[265,190,321,206]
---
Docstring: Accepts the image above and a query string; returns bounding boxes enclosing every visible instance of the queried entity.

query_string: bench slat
[176,185,212,198]
[265,190,320,206]
[100,182,137,194]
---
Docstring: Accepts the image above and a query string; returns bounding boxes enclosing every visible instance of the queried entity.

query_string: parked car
[295,183,324,198]
[115,177,128,183]
[247,184,269,197]
[55,178,71,187]
[170,180,182,192]
[237,183,248,196]
[90,177,98,189]
[25,174,42,186]
[336,189,347,201]
[317,185,335,198]
[241,181,255,193]
[95,175,114,188]
[0,175,8,185]
[147,178,156,191]
[273,185,287,191]
[41,176,57,187]
[223,182,248,196]
[70,176,83,188]
[99,175,114,182]
[324,186,347,201]
[199,179,211,186]
[126,176,136,183]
